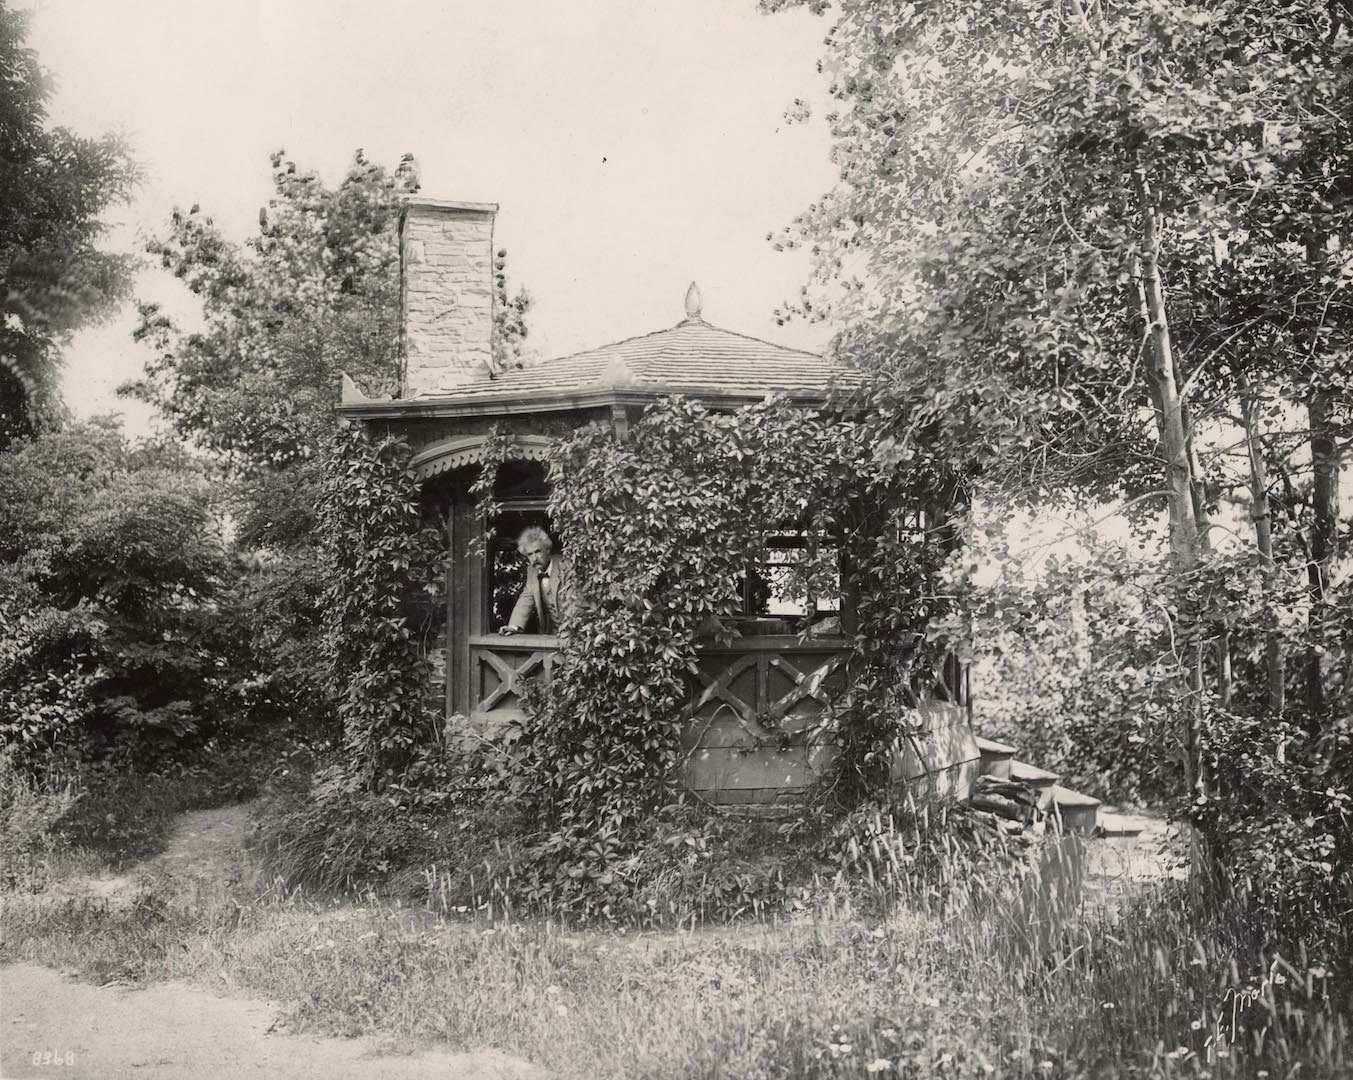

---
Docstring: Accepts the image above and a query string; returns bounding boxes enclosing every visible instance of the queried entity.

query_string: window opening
[734,533,841,634]
[484,462,557,633]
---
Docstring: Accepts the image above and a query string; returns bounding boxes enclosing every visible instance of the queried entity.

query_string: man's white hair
[516,525,553,555]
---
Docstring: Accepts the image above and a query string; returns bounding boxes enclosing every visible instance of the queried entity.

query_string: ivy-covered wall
[320,398,962,826]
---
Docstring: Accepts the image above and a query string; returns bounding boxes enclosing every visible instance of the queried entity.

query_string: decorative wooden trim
[451,508,462,725]
[688,653,760,724]
[410,434,555,480]
[451,503,476,716]
[764,652,845,719]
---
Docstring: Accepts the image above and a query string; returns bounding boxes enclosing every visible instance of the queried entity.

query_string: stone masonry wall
[400,200,496,397]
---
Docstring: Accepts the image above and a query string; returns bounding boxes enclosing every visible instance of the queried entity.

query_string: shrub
[0,422,236,770]
[938,523,1178,805]
[1194,708,1352,971]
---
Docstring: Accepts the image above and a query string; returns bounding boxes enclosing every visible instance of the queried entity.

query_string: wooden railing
[467,632,854,805]
[680,635,851,806]
[462,632,976,807]
[467,634,558,723]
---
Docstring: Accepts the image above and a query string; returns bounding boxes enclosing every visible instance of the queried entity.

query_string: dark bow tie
[538,570,550,580]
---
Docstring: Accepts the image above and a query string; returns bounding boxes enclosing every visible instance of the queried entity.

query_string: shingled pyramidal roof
[403,283,850,407]
[496,282,844,395]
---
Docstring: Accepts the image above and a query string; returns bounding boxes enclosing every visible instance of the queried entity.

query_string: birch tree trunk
[1240,383,1284,715]
[1306,388,1340,727]
[1133,167,1205,801]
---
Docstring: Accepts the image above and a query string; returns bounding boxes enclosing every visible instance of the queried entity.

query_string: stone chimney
[399,198,498,397]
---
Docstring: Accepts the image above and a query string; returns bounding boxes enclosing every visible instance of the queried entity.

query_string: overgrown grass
[4,808,1347,1079]
[1,737,281,890]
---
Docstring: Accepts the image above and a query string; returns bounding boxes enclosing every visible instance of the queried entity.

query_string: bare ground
[0,803,547,1080]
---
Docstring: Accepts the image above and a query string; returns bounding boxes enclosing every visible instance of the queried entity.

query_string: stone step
[975,736,1017,780]
[1009,760,1059,811]
[1096,811,1145,838]
[1051,784,1101,836]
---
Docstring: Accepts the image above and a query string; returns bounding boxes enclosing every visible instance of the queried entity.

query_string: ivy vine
[317,421,447,788]
[317,397,961,913]
[505,396,958,900]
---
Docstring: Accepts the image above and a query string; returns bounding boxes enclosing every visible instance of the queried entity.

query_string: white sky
[24,0,838,437]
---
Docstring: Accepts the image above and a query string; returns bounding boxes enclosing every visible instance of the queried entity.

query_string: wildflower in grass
[865,1058,892,1074]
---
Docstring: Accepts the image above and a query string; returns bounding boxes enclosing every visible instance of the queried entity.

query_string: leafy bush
[0,422,235,769]
[217,545,333,736]
[315,422,446,786]
[1194,709,1352,969]
[938,522,1179,805]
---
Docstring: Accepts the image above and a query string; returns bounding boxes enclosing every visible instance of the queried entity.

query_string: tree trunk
[1183,419,1232,708]
[1240,383,1284,716]
[1133,167,1205,802]
[1305,388,1340,727]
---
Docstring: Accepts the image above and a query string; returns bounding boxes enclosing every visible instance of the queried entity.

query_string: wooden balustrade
[468,634,558,725]
[463,632,974,806]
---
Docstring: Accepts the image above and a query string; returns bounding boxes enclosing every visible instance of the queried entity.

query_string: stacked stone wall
[401,202,495,396]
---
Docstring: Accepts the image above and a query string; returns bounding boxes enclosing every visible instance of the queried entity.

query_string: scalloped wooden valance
[409,434,555,480]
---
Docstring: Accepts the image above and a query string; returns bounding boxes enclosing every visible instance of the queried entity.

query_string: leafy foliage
[127,150,418,468]
[939,528,1179,805]
[0,421,233,768]
[127,151,531,738]
[0,4,138,446]
[315,421,446,787]
[1197,709,1352,956]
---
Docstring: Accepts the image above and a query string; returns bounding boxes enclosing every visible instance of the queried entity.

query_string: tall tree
[0,2,137,447]
[127,150,532,473]
[767,0,1350,792]
[127,150,531,731]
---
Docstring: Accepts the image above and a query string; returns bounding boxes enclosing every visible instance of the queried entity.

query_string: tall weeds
[7,801,1346,1079]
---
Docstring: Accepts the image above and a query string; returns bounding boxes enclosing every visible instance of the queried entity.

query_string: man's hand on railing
[498,624,523,636]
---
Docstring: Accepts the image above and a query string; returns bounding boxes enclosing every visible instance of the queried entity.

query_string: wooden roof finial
[683,281,703,322]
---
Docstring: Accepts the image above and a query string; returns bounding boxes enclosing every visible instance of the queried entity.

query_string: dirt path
[49,802,258,907]
[1083,808,1184,913]
[1,804,547,1080]
[0,963,545,1080]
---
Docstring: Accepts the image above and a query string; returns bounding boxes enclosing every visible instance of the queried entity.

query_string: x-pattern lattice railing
[685,649,847,740]
[473,646,554,713]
